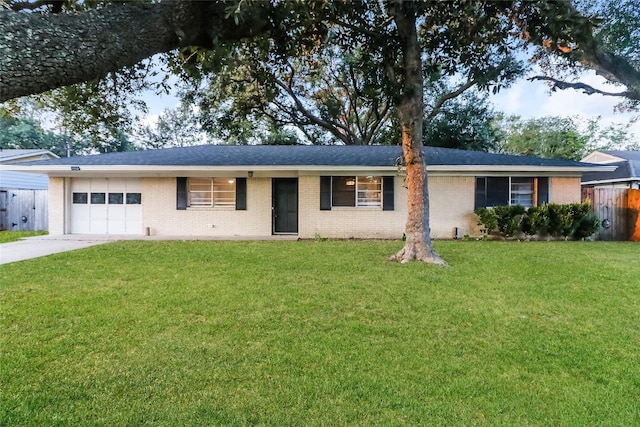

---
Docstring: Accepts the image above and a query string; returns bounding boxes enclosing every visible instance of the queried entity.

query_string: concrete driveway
[0,235,109,265]
[0,234,299,265]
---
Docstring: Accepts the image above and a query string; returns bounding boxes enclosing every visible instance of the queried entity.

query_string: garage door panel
[71,218,91,234]
[107,205,127,234]
[108,205,126,220]
[90,219,108,234]
[73,179,91,191]
[125,219,142,234]
[108,219,127,234]
[71,178,142,235]
[90,179,108,191]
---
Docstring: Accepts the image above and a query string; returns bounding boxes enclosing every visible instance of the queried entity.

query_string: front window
[357,176,382,207]
[188,178,236,208]
[332,176,382,208]
[476,177,548,209]
[510,178,534,208]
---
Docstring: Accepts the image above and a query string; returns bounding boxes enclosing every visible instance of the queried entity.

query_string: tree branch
[425,78,478,123]
[528,76,634,98]
[273,78,360,144]
[0,1,273,102]
[4,1,57,12]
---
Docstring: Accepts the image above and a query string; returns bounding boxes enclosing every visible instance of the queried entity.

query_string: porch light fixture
[228,179,235,184]
[345,178,356,186]
[248,171,254,177]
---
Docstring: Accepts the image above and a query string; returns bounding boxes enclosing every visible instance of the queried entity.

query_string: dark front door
[272,178,298,234]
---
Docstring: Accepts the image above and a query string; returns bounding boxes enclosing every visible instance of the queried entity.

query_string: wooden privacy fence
[0,189,48,231]
[630,189,640,241]
[582,187,640,241]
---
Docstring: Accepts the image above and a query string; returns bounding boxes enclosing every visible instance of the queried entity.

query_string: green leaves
[423,90,503,152]
[0,109,80,156]
[475,202,599,240]
[498,116,637,160]
[499,116,589,160]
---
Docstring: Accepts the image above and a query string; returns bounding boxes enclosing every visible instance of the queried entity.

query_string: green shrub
[572,213,600,239]
[546,204,575,239]
[526,205,547,237]
[475,207,498,235]
[475,205,526,238]
[475,202,599,240]
[495,205,526,237]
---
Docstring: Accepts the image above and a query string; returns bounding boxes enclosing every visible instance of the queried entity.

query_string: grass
[1,240,639,426]
[0,230,47,244]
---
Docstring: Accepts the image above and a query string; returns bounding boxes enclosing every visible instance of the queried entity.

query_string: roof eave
[0,150,60,162]
[2,163,615,176]
[427,165,616,173]
[582,177,640,185]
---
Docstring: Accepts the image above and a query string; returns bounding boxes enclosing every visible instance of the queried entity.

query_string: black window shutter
[320,176,332,210]
[475,177,487,209]
[537,177,549,205]
[383,176,394,211]
[236,178,247,210]
[177,177,187,210]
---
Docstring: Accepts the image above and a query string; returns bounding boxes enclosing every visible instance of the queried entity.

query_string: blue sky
[489,71,639,137]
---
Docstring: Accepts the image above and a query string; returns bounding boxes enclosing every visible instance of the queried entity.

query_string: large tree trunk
[0,2,271,102]
[388,2,446,265]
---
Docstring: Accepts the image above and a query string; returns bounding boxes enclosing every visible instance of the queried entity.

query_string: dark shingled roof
[582,150,640,183]
[22,145,595,168]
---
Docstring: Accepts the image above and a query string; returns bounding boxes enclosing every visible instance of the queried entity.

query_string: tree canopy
[498,115,638,160]
[524,0,640,107]
[424,90,503,152]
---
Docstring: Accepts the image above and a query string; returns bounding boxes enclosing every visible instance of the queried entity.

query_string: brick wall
[48,177,65,235]
[550,177,581,204]
[298,176,406,239]
[428,175,480,239]
[143,177,272,236]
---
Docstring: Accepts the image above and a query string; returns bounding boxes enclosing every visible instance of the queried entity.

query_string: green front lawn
[1,240,639,425]
[0,230,47,243]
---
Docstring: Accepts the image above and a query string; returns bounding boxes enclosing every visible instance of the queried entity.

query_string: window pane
[511,178,534,207]
[73,192,88,204]
[332,176,356,206]
[91,193,106,204]
[212,178,236,207]
[189,178,212,207]
[486,177,509,207]
[475,177,487,209]
[188,178,236,207]
[356,176,381,207]
[109,193,124,204]
[537,177,549,205]
[126,193,142,204]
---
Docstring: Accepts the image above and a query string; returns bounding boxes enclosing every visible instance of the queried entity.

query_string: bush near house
[475,202,599,240]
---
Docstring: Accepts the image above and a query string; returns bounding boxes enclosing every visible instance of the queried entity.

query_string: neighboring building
[2,145,612,239]
[0,149,59,231]
[581,150,640,241]
[581,150,640,189]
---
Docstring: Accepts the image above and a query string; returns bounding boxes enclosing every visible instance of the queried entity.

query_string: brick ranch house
[2,145,613,239]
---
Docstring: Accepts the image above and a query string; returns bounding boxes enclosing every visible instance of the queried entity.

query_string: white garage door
[71,178,142,234]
